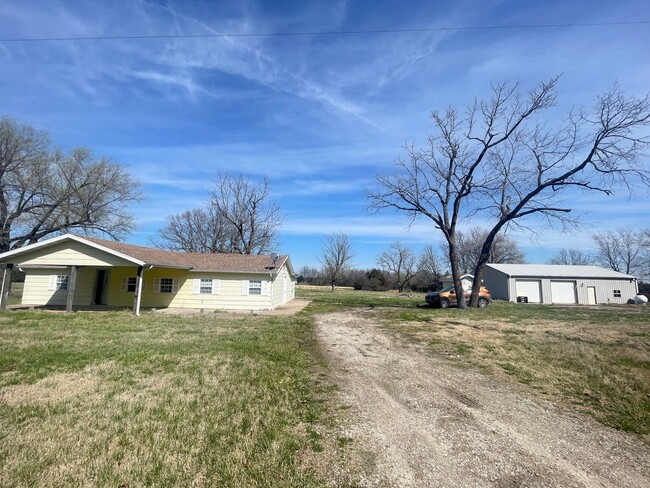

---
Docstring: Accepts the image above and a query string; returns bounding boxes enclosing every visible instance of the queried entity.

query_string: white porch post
[0,264,13,310]
[133,265,143,316]
[66,265,78,313]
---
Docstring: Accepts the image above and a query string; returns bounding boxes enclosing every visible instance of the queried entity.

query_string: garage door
[515,280,541,303]
[551,281,577,304]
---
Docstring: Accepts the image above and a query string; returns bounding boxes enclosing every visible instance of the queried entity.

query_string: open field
[300,286,650,439]
[0,310,329,487]
[1,286,648,487]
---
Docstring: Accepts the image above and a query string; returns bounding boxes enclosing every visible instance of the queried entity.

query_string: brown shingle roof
[81,235,289,274]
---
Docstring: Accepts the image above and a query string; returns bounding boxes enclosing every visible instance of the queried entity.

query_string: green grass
[7,282,23,306]
[0,310,329,487]
[299,286,650,440]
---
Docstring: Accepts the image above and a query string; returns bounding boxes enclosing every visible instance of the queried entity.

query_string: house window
[200,279,213,294]
[160,278,174,293]
[249,280,262,295]
[127,277,137,292]
[613,290,621,298]
[56,275,68,290]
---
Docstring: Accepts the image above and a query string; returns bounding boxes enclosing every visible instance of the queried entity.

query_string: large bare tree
[593,227,647,275]
[377,241,421,292]
[320,232,354,291]
[546,248,594,265]
[0,116,140,252]
[369,78,559,308]
[468,86,649,305]
[370,79,650,307]
[155,174,283,255]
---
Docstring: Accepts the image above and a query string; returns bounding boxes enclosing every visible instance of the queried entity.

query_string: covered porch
[1,263,147,315]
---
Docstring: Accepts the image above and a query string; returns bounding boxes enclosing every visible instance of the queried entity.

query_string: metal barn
[483,264,638,305]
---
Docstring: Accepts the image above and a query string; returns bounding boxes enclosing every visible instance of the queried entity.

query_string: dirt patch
[1,370,99,406]
[316,311,650,487]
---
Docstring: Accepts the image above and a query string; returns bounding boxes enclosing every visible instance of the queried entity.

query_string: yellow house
[0,234,296,315]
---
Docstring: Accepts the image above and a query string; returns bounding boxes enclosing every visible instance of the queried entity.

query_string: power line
[1,20,648,43]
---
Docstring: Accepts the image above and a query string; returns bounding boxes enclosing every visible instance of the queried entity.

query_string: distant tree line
[305,230,525,293]
[547,226,649,279]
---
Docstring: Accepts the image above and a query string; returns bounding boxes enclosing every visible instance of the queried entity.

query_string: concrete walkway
[7,298,312,317]
[153,298,312,317]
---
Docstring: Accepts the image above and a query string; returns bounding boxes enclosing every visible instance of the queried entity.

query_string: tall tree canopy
[0,116,141,252]
[369,79,650,307]
[155,174,283,255]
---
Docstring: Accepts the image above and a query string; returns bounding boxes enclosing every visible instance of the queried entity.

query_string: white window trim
[121,277,147,293]
[193,278,220,295]
[241,279,270,296]
[48,274,68,291]
[153,277,179,293]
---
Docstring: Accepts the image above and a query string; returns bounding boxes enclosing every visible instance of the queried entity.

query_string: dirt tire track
[316,311,649,487]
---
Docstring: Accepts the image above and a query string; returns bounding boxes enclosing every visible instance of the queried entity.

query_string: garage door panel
[551,281,576,304]
[515,280,541,303]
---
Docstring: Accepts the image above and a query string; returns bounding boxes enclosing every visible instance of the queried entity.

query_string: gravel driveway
[316,311,649,487]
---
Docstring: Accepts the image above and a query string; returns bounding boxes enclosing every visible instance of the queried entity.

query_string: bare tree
[211,174,283,254]
[0,116,141,252]
[369,79,559,308]
[443,227,525,272]
[370,79,650,307]
[546,248,594,265]
[415,244,443,291]
[593,227,646,275]
[154,208,234,253]
[320,232,354,291]
[156,174,283,254]
[377,242,421,292]
[467,86,650,304]
[297,265,323,285]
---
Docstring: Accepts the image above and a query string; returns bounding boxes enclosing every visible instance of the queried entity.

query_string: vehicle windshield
[439,286,455,293]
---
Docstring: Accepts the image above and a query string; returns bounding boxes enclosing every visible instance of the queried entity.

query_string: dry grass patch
[376,304,649,439]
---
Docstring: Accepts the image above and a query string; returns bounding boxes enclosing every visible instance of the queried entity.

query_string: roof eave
[0,234,146,266]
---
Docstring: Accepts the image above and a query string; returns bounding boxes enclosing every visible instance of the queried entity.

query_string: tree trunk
[469,228,500,307]
[448,238,467,309]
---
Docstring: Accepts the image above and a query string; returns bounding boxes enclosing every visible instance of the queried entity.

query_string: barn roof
[486,264,636,279]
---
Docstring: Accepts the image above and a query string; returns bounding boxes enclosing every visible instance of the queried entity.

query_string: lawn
[299,286,650,439]
[2,287,648,487]
[0,309,329,487]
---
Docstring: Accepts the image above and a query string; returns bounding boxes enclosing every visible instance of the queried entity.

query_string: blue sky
[1,0,649,269]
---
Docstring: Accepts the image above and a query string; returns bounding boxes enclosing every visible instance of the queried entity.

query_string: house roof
[441,273,474,281]
[1,234,291,275]
[486,263,636,279]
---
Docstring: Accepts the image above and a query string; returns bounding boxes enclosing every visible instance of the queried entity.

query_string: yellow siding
[22,268,95,306]
[108,268,275,310]
[13,240,136,267]
[22,266,290,311]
